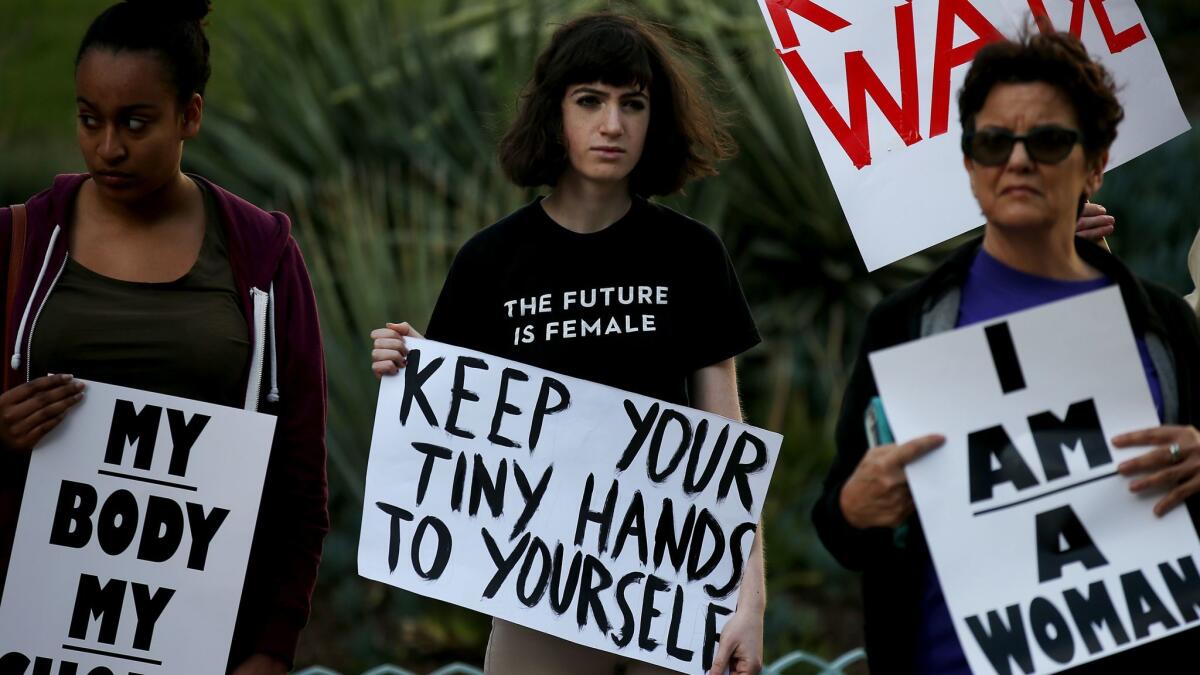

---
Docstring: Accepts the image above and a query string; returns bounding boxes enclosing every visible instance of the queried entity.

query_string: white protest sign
[0,382,276,674]
[869,287,1200,674]
[359,339,781,673]
[756,0,1190,270]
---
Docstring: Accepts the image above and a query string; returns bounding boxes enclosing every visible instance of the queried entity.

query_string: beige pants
[484,619,678,675]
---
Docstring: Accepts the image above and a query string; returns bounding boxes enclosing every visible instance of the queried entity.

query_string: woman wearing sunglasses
[814,30,1200,673]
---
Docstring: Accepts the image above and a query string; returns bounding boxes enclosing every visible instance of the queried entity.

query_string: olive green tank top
[29,180,250,408]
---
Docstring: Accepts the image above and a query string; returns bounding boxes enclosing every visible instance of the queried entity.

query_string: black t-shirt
[426,196,759,405]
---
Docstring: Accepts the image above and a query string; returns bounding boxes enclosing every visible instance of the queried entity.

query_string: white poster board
[869,287,1200,674]
[755,0,1190,270]
[359,339,782,673]
[0,382,276,674]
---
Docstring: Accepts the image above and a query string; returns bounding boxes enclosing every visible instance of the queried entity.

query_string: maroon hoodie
[0,174,329,669]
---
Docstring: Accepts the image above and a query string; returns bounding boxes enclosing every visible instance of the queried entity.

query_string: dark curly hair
[76,0,213,105]
[959,30,1124,160]
[499,12,734,196]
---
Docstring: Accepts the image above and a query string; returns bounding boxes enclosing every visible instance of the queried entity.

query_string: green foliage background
[0,0,1197,671]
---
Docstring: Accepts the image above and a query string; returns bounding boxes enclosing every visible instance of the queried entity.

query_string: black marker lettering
[49,481,97,549]
[1064,581,1130,654]
[104,400,161,470]
[638,575,670,652]
[446,356,488,439]
[1036,506,1108,582]
[574,475,618,554]
[376,502,414,573]
[616,401,659,472]
[489,368,529,448]
[130,583,175,650]
[481,529,530,599]
[411,515,452,580]
[69,575,125,645]
[165,409,210,477]
[399,350,444,427]
[717,432,768,511]
[529,377,570,451]
[511,463,553,540]
[184,503,229,571]
[412,442,453,507]
[969,425,1039,503]
[965,605,1033,675]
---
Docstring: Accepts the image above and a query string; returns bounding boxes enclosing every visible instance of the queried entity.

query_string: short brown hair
[958,30,1124,159]
[499,13,734,196]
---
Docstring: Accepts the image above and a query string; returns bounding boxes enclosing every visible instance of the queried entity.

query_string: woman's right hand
[0,374,86,452]
[370,322,423,377]
[839,434,945,529]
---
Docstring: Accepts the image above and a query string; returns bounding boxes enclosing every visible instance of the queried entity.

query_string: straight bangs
[500,12,734,194]
[546,22,657,95]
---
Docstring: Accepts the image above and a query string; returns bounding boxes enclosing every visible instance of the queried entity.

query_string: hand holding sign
[707,606,764,675]
[1075,202,1116,242]
[0,374,85,452]
[370,322,422,375]
[359,339,782,673]
[840,434,945,529]
[1116,425,1200,516]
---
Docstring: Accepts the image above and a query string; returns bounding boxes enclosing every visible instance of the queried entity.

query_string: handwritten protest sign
[0,382,276,674]
[359,339,781,673]
[869,287,1200,674]
[756,0,1190,270]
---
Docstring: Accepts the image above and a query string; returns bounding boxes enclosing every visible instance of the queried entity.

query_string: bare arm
[691,358,765,675]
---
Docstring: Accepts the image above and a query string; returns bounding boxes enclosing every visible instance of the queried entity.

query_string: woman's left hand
[709,606,764,675]
[231,654,287,675]
[1115,425,1200,516]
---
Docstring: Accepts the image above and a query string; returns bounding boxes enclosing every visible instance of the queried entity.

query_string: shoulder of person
[635,198,737,270]
[192,175,289,240]
[16,174,88,234]
[451,203,534,264]
[862,238,981,349]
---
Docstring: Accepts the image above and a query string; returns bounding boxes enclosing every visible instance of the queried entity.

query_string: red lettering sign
[768,0,1149,169]
[773,1,919,169]
[929,0,1004,138]
[1027,0,1147,52]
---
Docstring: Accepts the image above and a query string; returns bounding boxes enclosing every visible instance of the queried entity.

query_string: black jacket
[814,237,1200,673]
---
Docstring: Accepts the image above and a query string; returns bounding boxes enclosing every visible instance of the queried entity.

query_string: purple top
[914,248,1164,674]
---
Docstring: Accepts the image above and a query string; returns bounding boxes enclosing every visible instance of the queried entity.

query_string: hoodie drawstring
[11,226,61,372]
[266,283,280,403]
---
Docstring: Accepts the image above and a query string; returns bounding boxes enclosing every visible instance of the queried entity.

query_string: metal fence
[294,649,867,675]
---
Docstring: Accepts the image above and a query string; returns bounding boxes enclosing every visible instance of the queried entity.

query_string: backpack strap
[4,204,27,390]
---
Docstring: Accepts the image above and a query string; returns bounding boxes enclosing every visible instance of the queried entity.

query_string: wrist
[839,481,866,530]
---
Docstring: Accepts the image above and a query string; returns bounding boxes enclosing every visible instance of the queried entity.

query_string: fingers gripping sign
[1075,201,1116,242]
[708,607,764,675]
[1115,425,1200,517]
[370,322,424,377]
[840,434,946,529]
[0,374,86,452]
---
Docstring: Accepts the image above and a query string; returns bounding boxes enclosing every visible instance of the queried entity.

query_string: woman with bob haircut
[814,28,1200,674]
[372,12,765,675]
[0,2,328,673]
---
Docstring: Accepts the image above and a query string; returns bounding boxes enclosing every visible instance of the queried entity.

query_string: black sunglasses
[962,125,1084,166]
